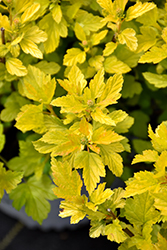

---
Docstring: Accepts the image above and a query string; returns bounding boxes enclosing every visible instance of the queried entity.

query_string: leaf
[21,3,40,23]
[58,65,87,95]
[136,26,157,53]
[125,171,159,197]
[63,48,86,66]
[51,95,85,114]
[148,123,167,152]
[136,6,158,26]
[109,110,128,124]
[132,139,152,154]
[0,162,23,199]
[125,2,156,21]
[139,45,167,64]
[0,123,5,153]
[153,190,167,217]
[34,61,60,75]
[92,108,116,126]
[89,220,105,238]
[51,4,62,23]
[88,55,104,71]
[130,110,149,139]
[121,75,142,98]
[143,72,167,88]
[15,104,44,133]
[104,56,131,74]
[103,42,118,57]
[124,191,160,227]
[89,183,113,206]
[0,92,30,122]
[89,68,105,99]
[74,151,105,195]
[6,57,27,76]
[10,175,56,224]
[154,151,167,178]
[92,126,123,145]
[105,219,127,243]
[132,150,159,165]
[100,144,124,176]
[19,65,56,104]
[97,74,123,107]
[154,233,167,249]
[118,28,138,51]
[51,158,82,200]
[14,0,33,14]
[96,0,113,14]
[59,196,86,224]
[91,30,108,46]
[74,22,86,41]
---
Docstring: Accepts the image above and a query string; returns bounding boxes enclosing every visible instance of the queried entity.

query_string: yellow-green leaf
[143,72,167,88]
[6,57,27,77]
[118,28,138,51]
[20,38,43,59]
[89,183,113,206]
[19,65,56,104]
[148,123,167,152]
[104,56,131,74]
[74,22,86,41]
[63,48,86,66]
[21,3,40,23]
[91,30,108,46]
[34,61,60,75]
[132,150,159,165]
[136,26,157,53]
[0,124,5,153]
[103,42,118,57]
[51,4,62,24]
[139,45,167,64]
[0,162,23,199]
[74,151,105,195]
[153,190,167,217]
[89,68,105,99]
[125,2,156,21]
[105,219,127,243]
[92,108,116,126]
[154,233,167,249]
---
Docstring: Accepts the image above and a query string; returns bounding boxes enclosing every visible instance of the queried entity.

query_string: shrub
[1,0,167,248]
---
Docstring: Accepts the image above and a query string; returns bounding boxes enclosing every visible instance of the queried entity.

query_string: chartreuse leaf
[98,74,123,108]
[105,219,127,243]
[125,171,159,197]
[51,4,62,24]
[15,104,45,133]
[20,26,47,59]
[103,42,118,57]
[6,57,27,77]
[10,175,56,224]
[8,138,46,177]
[115,115,134,134]
[0,163,23,199]
[91,30,108,46]
[74,22,86,41]
[74,151,105,195]
[0,123,5,152]
[63,48,86,66]
[132,139,152,154]
[21,3,40,23]
[88,55,104,71]
[132,150,159,165]
[121,75,142,98]
[91,108,116,126]
[19,65,56,104]
[96,0,113,14]
[153,190,167,217]
[89,220,105,238]
[136,26,157,53]
[100,144,124,176]
[154,151,167,178]
[34,61,60,75]
[125,2,156,21]
[143,72,167,88]
[136,7,158,26]
[154,233,167,249]
[88,68,104,99]
[124,191,160,227]
[0,92,30,122]
[104,56,131,74]
[118,28,138,51]
[148,123,167,152]
[139,45,167,64]
[51,158,82,200]
[57,65,87,95]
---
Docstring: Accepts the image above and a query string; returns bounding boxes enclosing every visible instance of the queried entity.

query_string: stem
[106,208,134,238]
[0,28,5,63]
[0,155,8,168]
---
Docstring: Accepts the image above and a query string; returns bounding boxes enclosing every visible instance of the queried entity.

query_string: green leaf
[57,65,87,95]
[6,57,27,76]
[51,158,82,200]
[103,42,118,57]
[104,56,131,74]
[34,61,60,75]
[0,92,30,122]
[100,144,124,176]
[148,123,167,152]
[0,123,5,153]
[139,45,167,64]
[125,2,156,21]
[132,150,159,165]
[92,108,116,126]
[130,110,149,139]
[132,139,153,154]
[63,48,86,66]
[125,171,159,197]
[143,72,167,88]
[0,163,23,199]
[74,151,105,195]
[15,104,44,133]
[136,6,158,26]
[121,75,142,98]
[19,65,56,104]
[88,55,104,71]
[118,28,138,51]
[10,175,56,224]
[124,191,160,227]
[154,233,167,249]
[105,219,127,243]
[98,74,123,107]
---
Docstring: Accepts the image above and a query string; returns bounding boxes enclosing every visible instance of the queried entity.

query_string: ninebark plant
[1,0,167,248]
